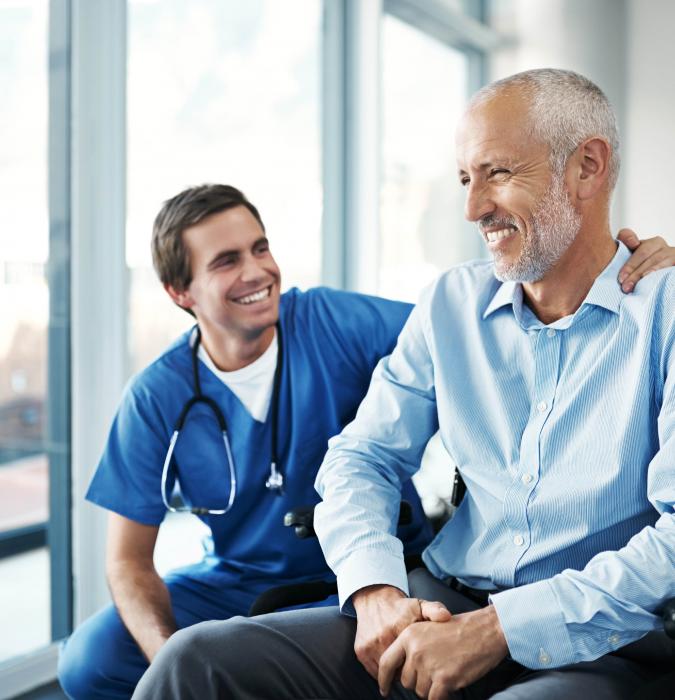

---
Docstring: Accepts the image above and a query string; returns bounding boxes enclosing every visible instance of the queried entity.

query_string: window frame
[1,0,500,695]
[323,0,500,294]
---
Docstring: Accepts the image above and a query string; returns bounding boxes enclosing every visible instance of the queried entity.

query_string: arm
[314,298,438,605]
[617,228,675,292]
[314,296,440,675]
[106,512,175,662]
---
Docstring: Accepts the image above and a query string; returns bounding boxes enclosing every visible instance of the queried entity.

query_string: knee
[153,617,244,672]
[57,631,100,700]
[142,618,263,688]
[135,620,241,698]
[57,607,141,700]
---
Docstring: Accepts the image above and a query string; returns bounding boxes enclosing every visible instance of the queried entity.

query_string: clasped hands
[352,584,508,700]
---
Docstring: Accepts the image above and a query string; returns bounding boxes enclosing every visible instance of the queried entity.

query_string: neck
[522,221,616,325]
[198,323,276,371]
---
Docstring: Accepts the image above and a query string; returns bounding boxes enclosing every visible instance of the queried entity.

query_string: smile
[233,286,272,305]
[485,227,518,243]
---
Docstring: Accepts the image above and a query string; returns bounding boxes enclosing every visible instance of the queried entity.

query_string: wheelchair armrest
[248,579,337,617]
[663,598,675,639]
[283,505,315,539]
[284,500,414,540]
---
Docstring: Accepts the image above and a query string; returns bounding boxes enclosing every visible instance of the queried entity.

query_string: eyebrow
[458,158,516,176]
[206,236,268,270]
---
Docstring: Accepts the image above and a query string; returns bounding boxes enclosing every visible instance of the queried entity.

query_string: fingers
[354,596,432,681]
[620,250,673,292]
[617,228,640,251]
[354,635,388,680]
[419,599,452,623]
[429,681,452,700]
[618,235,672,292]
[378,638,406,697]
[399,659,418,696]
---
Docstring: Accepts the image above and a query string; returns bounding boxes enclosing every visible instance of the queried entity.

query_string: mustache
[478,215,519,234]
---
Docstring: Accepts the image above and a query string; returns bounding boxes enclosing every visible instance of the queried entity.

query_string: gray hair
[469,68,620,191]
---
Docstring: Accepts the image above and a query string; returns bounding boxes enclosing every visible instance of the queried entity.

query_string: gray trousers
[131,569,674,700]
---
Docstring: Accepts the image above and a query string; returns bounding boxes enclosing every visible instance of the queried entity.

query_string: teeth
[236,287,270,305]
[486,228,517,243]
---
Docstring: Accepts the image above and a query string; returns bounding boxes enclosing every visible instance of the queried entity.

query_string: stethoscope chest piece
[265,461,284,493]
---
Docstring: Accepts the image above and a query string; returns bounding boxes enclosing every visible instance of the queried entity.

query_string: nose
[464,181,496,223]
[239,253,266,282]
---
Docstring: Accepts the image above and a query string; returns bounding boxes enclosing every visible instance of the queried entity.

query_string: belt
[446,577,497,607]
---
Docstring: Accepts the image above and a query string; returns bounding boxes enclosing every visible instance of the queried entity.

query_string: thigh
[58,573,247,700]
[489,653,656,700]
[132,607,419,700]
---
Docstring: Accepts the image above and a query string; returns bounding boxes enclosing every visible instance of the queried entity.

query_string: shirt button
[522,473,533,484]
[513,534,524,546]
[537,401,548,412]
[608,633,620,645]
[547,329,556,338]
[539,648,552,665]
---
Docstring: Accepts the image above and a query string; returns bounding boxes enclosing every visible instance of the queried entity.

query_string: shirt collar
[482,241,629,322]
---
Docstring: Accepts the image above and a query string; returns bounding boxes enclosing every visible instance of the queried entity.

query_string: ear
[164,283,194,310]
[573,137,611,201]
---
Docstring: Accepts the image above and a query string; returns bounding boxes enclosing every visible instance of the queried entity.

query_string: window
[379,13,477,302]
[0,0,52,662]
[127,0,323,373]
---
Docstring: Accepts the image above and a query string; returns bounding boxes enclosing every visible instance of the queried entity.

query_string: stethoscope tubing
[161,324,284,515]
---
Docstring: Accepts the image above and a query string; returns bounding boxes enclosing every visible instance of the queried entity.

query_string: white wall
[487,0,675,246]
[624,0,675,244]
[486,0,628,224]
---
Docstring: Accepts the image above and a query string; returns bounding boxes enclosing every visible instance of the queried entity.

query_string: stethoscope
[160,323,285,516]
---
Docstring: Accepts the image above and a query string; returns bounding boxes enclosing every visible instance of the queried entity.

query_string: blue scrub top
[86,287,432,588]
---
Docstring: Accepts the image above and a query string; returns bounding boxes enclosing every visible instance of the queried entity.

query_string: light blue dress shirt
[314,242,675,669]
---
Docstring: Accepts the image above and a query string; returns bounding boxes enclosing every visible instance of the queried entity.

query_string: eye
[459,176,470,187]
[489,168,510,178]
[214,255,236,268]
[255,241,270,254]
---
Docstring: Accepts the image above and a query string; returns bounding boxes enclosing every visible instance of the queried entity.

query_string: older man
[132,69,675,700]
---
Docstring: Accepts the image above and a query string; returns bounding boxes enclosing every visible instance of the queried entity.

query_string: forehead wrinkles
[456,94,540,169]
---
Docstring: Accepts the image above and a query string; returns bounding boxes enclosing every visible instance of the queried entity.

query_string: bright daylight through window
[0,0,51,663]
[127,0,322,375]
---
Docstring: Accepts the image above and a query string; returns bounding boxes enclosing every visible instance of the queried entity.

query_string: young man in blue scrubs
[59,183,669,700]
[57,184,437,699]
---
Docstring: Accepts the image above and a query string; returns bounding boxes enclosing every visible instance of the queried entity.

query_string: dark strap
[270,322,283,467]
[447,577,495,606]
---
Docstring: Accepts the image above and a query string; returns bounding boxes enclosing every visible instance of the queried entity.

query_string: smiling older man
[131,69,675,700]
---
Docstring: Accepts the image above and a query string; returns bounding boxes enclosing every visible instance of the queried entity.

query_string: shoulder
[419,259,499,314]
[624,267,674,321]
[125,329,194,402]
[281,286,413,327]
[630,268,675,344]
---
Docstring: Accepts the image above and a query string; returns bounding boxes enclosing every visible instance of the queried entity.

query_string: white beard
[490,175,582,283]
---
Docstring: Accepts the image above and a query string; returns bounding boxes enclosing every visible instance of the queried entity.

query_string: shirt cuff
[335,547,409,616]
[489,578,576,669]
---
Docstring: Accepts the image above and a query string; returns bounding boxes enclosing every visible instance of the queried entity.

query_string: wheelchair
[249,470,675,698]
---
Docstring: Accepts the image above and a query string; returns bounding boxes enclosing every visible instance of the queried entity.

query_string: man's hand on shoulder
[352,584,451,680]
[617,228,675,293]
[378,604,508,700]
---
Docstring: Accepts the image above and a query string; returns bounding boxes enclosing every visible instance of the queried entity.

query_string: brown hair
[151,184,265,292]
